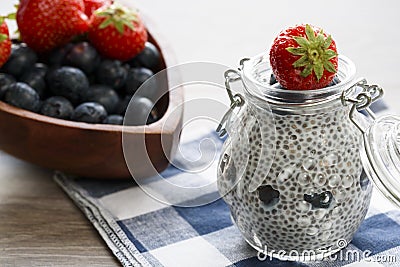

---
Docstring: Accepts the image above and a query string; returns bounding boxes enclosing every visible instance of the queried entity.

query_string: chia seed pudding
[217,55,372,260]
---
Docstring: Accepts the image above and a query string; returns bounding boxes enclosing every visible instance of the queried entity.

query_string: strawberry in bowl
[0,16,11,68]
[17,0,89,53]
[88,3,148,61]
[269,24,338,90]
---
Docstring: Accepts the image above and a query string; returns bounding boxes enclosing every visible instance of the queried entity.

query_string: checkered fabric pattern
[55,100,400,267]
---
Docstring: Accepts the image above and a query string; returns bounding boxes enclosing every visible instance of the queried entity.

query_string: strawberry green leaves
[95,4,138,35]
[0,34,7,42]
[286,24,338,81]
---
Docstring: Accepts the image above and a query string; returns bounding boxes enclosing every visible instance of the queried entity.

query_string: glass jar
[216,53,398,260]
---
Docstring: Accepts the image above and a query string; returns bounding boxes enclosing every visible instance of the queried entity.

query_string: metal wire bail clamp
[341,78,384,133]
[216,59,249,137]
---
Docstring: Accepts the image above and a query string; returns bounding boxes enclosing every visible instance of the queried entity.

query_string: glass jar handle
[341,78,384,133]
[216,59,249,137]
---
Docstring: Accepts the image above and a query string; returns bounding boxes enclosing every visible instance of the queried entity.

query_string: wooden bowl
[0,29,184,179]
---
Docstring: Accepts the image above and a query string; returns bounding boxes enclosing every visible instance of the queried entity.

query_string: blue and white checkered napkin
[55,100,400,267]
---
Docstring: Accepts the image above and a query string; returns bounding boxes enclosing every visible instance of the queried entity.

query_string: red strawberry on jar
[17,0,89,53]
[270,24,338,90]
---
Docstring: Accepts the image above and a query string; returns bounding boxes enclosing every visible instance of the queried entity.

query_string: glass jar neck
[241,54,357,113]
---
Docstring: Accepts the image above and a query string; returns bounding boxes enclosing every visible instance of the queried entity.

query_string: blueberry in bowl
[72,102,108,124]
[20,63,49,98]
[128,42,162,72]
[84,85,120,114]
[125,67,154,95]
[64,42,100,75]
[2,44,37,78]
[96,59,128,91]
[3,82,41,112]
[47,66,90,105]
[0,73,16,99]
[40,96,74,120]
[103,114,124,125]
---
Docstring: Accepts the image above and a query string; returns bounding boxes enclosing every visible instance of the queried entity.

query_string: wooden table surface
[1,0,400,266]
[0,152,119,266]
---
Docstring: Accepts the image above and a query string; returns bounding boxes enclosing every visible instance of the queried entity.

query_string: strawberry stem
[95,4,138,35]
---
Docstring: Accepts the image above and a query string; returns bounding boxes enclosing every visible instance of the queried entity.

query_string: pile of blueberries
[0,41,162,125]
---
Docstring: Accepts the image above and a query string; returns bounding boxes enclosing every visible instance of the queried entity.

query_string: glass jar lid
[241,54,356,107]
[361,115,400,207]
